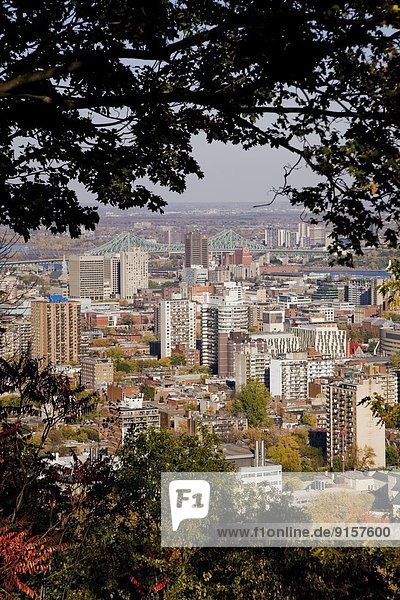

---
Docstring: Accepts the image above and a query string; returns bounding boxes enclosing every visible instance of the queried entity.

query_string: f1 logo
[169,480,210,531]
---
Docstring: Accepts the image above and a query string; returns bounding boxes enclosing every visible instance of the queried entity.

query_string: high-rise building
[201,286,249,373]
[297,222,309,247]
[219,331,302,379]
[264,226,279,248]
[120,249,148,300]
[297,222,326,248]
[185,231,209,268]
[234,349,271,391]
[269,358,309,402]
[326,379,386,468]
[345,279,372,305]
[265,226,299,248]
[371,278,385,306]
[155,298,196,358]
[0,318,31,360]
[68,255,105,300]
[31,297,81,365]
[268,357,336,402]
[285,231,299,248]
[308,224,326,247]
[344,277,384,307]
[277,229,287,248]
[104,254,120,297]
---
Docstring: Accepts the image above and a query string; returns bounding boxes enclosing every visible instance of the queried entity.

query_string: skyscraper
[31,297,81,365]
[297,222,327,248]
[185,231,209,268]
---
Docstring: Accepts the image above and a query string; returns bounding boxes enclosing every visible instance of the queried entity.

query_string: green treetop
[233,379,270,428]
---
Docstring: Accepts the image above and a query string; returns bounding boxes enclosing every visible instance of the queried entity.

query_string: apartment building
[0,318,31,359]
[31,297,81,365]
[104,394,160,449]
[291,324,347,358]
[268,357,336,403]
[326,379,386,469]
[269,358,308,403]
[120,249,149,300]
[187,413,248,441]
[201,300,249,372]
[218,331,302,379]
[155,298,196,358]
[81,356,114,390]
[234,349,271,390]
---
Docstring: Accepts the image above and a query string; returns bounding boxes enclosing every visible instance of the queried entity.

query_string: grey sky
[80,132,314,214]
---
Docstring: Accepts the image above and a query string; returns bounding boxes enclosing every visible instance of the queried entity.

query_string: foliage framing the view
[0,1,399,263]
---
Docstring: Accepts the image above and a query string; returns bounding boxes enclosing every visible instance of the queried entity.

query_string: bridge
[5,230,329,268]
[88,231,184,254]
[208,229,265,252]
[89,228,266,255]
[6,257,62,269]
[87,228,327,260]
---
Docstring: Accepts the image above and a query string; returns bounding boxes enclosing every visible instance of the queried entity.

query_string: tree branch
[0,61,83,94]
[1,85,393,128]
[117,25,224,60]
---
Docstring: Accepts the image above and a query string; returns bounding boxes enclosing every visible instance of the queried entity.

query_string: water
[302,269,389,278]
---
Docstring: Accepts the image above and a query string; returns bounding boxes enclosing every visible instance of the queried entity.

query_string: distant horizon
[96,194,299,215]
[76,133,311,214]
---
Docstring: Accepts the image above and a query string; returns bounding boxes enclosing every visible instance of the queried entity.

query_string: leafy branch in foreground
[0,354,97,522]
[0,519,61,600]
[359,393,400,429]
[0,2,400,263]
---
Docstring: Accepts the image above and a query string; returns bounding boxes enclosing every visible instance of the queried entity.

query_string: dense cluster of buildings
[2,226,400,471]
[265,223,327,249]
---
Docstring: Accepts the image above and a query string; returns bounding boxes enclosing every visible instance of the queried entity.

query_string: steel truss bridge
[89,228,267,255]
[5,230,329,268]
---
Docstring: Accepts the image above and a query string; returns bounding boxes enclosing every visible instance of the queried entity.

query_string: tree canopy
[1,359,400,598]
[233,378,270,427]
[1,1,400,262]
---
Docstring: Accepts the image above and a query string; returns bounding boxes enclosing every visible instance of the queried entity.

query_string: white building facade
[155,298,196,358]
[120,249,149,300]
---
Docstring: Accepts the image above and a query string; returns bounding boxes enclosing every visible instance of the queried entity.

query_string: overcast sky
[82,132,315,214]
[151,133,313,208]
